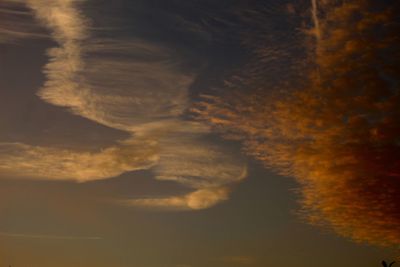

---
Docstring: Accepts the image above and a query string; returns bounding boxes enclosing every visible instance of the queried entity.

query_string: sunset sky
[0,0,398,266]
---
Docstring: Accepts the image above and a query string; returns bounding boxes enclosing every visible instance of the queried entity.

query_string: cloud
[195,0,400,246]
[0,0,247,210]
[38,37,194,131]
[119,187,231,210]
[25,0,194,133]
[154,135,247,188]
[22,0,193,132]
[0,0,47,43]
[118,132,247,210]
[0,139,158,182]
[311,0,321,40]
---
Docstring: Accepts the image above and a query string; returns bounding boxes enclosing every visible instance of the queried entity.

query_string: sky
[0,0,399,266]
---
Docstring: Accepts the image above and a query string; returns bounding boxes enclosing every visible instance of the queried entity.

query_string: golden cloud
[0,139,158,182]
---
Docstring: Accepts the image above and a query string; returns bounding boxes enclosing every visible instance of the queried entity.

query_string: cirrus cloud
[0,0,247,210]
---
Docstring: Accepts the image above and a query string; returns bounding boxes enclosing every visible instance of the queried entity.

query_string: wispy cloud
[311,0,320,40]
[0,0,47,43]
[0,140,158,182]
[154,136,247,188]
[120,187,231,210]
[0,0,247,209]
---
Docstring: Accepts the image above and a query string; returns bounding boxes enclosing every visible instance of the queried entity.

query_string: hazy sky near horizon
[0,0,398,266]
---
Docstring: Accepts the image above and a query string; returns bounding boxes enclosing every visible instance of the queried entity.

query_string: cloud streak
[311,0,320,41]
[0,0,47,43]
[120,187,232,210]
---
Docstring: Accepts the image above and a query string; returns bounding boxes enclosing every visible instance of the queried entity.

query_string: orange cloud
[195,0,400,246]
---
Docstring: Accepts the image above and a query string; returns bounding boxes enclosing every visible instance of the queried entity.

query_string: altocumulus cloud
[0,0,247,210]
[195,0,400,246]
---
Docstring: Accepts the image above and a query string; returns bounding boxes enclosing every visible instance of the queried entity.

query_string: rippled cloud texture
[196,0,400,246]
[0,0,246,210]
